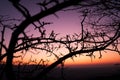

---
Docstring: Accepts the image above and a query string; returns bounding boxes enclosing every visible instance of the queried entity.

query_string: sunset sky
[0,0,120,67]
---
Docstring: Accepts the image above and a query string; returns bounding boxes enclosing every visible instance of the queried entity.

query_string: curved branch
[33,24,120,80]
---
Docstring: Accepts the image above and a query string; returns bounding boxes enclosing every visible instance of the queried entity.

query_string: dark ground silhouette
[48,64,120,80]
[0,64,120,80]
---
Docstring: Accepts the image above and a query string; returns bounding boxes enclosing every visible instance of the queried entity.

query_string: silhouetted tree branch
[0,0,120,80]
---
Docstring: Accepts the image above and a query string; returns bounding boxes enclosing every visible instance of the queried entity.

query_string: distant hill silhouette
[114,63,120,66]
[0,64,120,80]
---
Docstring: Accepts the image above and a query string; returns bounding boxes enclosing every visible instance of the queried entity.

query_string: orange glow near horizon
[11,49,120,67]
[1,1,120,67]
[64,51,120,66]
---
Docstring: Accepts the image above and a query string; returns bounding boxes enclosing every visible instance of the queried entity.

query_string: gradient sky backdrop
[0,0,120,67]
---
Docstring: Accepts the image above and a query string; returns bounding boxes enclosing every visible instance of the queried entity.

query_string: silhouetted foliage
[0,0,120,80]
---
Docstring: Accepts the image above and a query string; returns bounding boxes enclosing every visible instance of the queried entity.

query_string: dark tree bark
[0,0,120,80]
